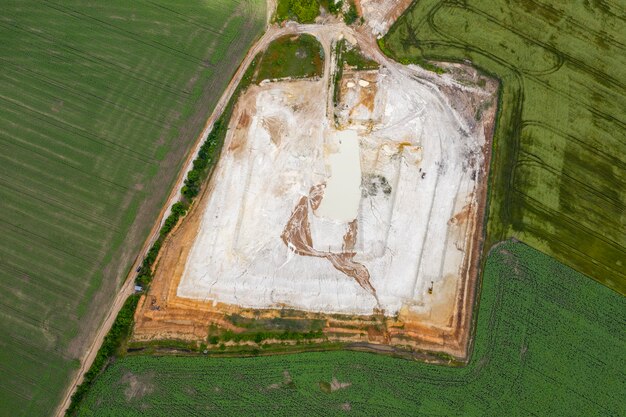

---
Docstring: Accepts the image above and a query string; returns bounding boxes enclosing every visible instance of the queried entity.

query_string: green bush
[275,0,320,23]
[171,201,188,216]
[327,0,343,14]
[344,1,358,24]
[214,329,324,345]
[293,0,319,22]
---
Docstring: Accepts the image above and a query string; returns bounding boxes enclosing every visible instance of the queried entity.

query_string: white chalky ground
[177,55,487,324]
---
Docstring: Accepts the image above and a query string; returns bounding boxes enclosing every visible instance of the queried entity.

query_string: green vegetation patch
[254,34,324,82]
[341,42,379,70]
[343,0,359,25]
[74,242,625,415]
[226,314,326,332]
[275,0,321,23]
[332,39,378,107]
[274,0,345,23]
[204,314,327,347]
[381,0,626,292]
[0,1,266,416]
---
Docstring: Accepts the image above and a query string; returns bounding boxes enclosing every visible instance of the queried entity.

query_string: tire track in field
[512,218,624,281]
[0,139,128,202]
[509,182,626,259]
[140,0,224,36]
[43,2,215,68]
[1,64,172,130]
[516,149,625,209]
[427,2,564,77]
[516,0,626,49]
[0,178,119,231]
[521,120,626,169]
[1,200,105,257]
[0,221,93,266]
[0,134,129,192]
[427,4,626,129]
[0,20,189,98]
[0,108,94,160]
[464,4,625,89]
[512,156,625,247]
[520,0,626,50]
[0,96,157,164]
[0,58,166,111]
[0,260,81,299]
[518,126,626,201]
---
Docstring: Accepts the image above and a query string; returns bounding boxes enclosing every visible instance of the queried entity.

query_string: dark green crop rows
[380,0,625,293]
[74,242,626,416]
[0,1,265,416]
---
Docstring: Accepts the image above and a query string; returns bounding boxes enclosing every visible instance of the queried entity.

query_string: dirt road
[53,21,290,417]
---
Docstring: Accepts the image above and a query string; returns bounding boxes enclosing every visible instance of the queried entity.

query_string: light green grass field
[0,1,265,415]
[74,241,626,416]
[380,0,626,293]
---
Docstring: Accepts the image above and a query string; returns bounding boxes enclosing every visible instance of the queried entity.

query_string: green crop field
[0,1,265,416]
[379,0,626,293]
[74,241,626,416]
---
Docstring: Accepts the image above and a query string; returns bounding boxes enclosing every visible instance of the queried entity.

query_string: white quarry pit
[176,61,487,322]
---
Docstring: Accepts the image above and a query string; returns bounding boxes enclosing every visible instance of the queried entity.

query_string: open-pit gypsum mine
[179,50,492,314]
[135,30,497,357]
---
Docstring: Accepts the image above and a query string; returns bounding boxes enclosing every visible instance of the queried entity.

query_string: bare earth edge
[55,2,498,416]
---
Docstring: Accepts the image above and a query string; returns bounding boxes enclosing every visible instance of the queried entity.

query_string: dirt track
[54,7,282,417]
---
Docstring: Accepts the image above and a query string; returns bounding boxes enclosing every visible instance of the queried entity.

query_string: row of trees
[67,114,231,416]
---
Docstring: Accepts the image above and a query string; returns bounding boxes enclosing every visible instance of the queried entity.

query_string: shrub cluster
[181,118,225,199]
[135,117,228,289]
[344,1,359,25]
[210,329,324,345]
[276,0,320,23]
